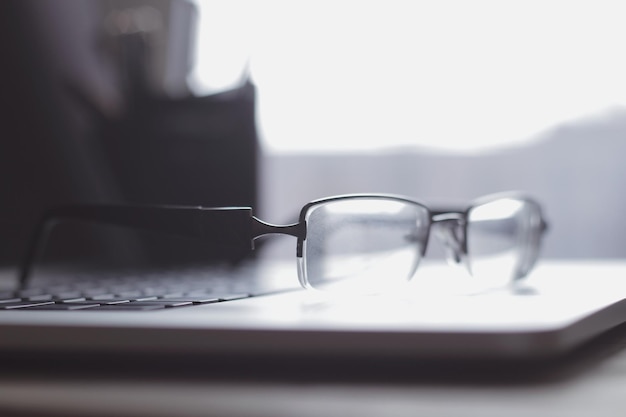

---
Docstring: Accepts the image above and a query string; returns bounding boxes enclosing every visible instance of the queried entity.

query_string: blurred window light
[189,0,626,154]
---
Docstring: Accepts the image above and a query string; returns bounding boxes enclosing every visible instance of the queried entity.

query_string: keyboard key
[133,296,159,301]
[21,304,101,310]
[56,301,104,306]
[64,299,129,305]
[55,297,87,303]
[0,298,22,304]
[52,291,84,300]
[87,294,117,300]
[0,301,55,310]
[99,299,131,305]
[87,304,166,311]
[127,301,193,308]
[157,297,220,304]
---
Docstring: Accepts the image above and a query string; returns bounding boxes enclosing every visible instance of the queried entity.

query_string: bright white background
[189,0,626,154]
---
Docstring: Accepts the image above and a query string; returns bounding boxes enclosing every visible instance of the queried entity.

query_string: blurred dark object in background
[0,0,258,270]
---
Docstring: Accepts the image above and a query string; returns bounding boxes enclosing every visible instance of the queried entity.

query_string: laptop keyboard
[0,265,288,311]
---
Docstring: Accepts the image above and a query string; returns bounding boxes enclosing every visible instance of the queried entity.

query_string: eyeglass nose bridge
[432,213,467,266]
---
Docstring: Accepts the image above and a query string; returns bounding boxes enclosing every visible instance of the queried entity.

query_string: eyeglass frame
[18,192,548,288]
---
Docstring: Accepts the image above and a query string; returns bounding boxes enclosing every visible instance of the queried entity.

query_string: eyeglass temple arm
[19,205,302,286]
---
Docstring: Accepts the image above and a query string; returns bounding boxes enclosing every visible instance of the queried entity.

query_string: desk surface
[1,323,626,417]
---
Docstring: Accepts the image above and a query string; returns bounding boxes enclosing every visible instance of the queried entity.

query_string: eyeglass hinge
[251,217,303,241]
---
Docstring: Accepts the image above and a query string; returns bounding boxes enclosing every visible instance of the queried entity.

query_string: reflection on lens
[467,198,540,287]
[299,197,429,293]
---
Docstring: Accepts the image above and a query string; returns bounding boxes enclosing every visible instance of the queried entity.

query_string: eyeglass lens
[298,198,430,293]
[466,197,542,288]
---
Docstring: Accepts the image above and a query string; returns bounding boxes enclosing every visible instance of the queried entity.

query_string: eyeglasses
[20,192,548,293]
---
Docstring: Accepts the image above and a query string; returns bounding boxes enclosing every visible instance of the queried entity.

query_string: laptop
[2,256,626,362]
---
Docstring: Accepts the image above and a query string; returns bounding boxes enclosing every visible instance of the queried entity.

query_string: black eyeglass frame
[19,192,548,287]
